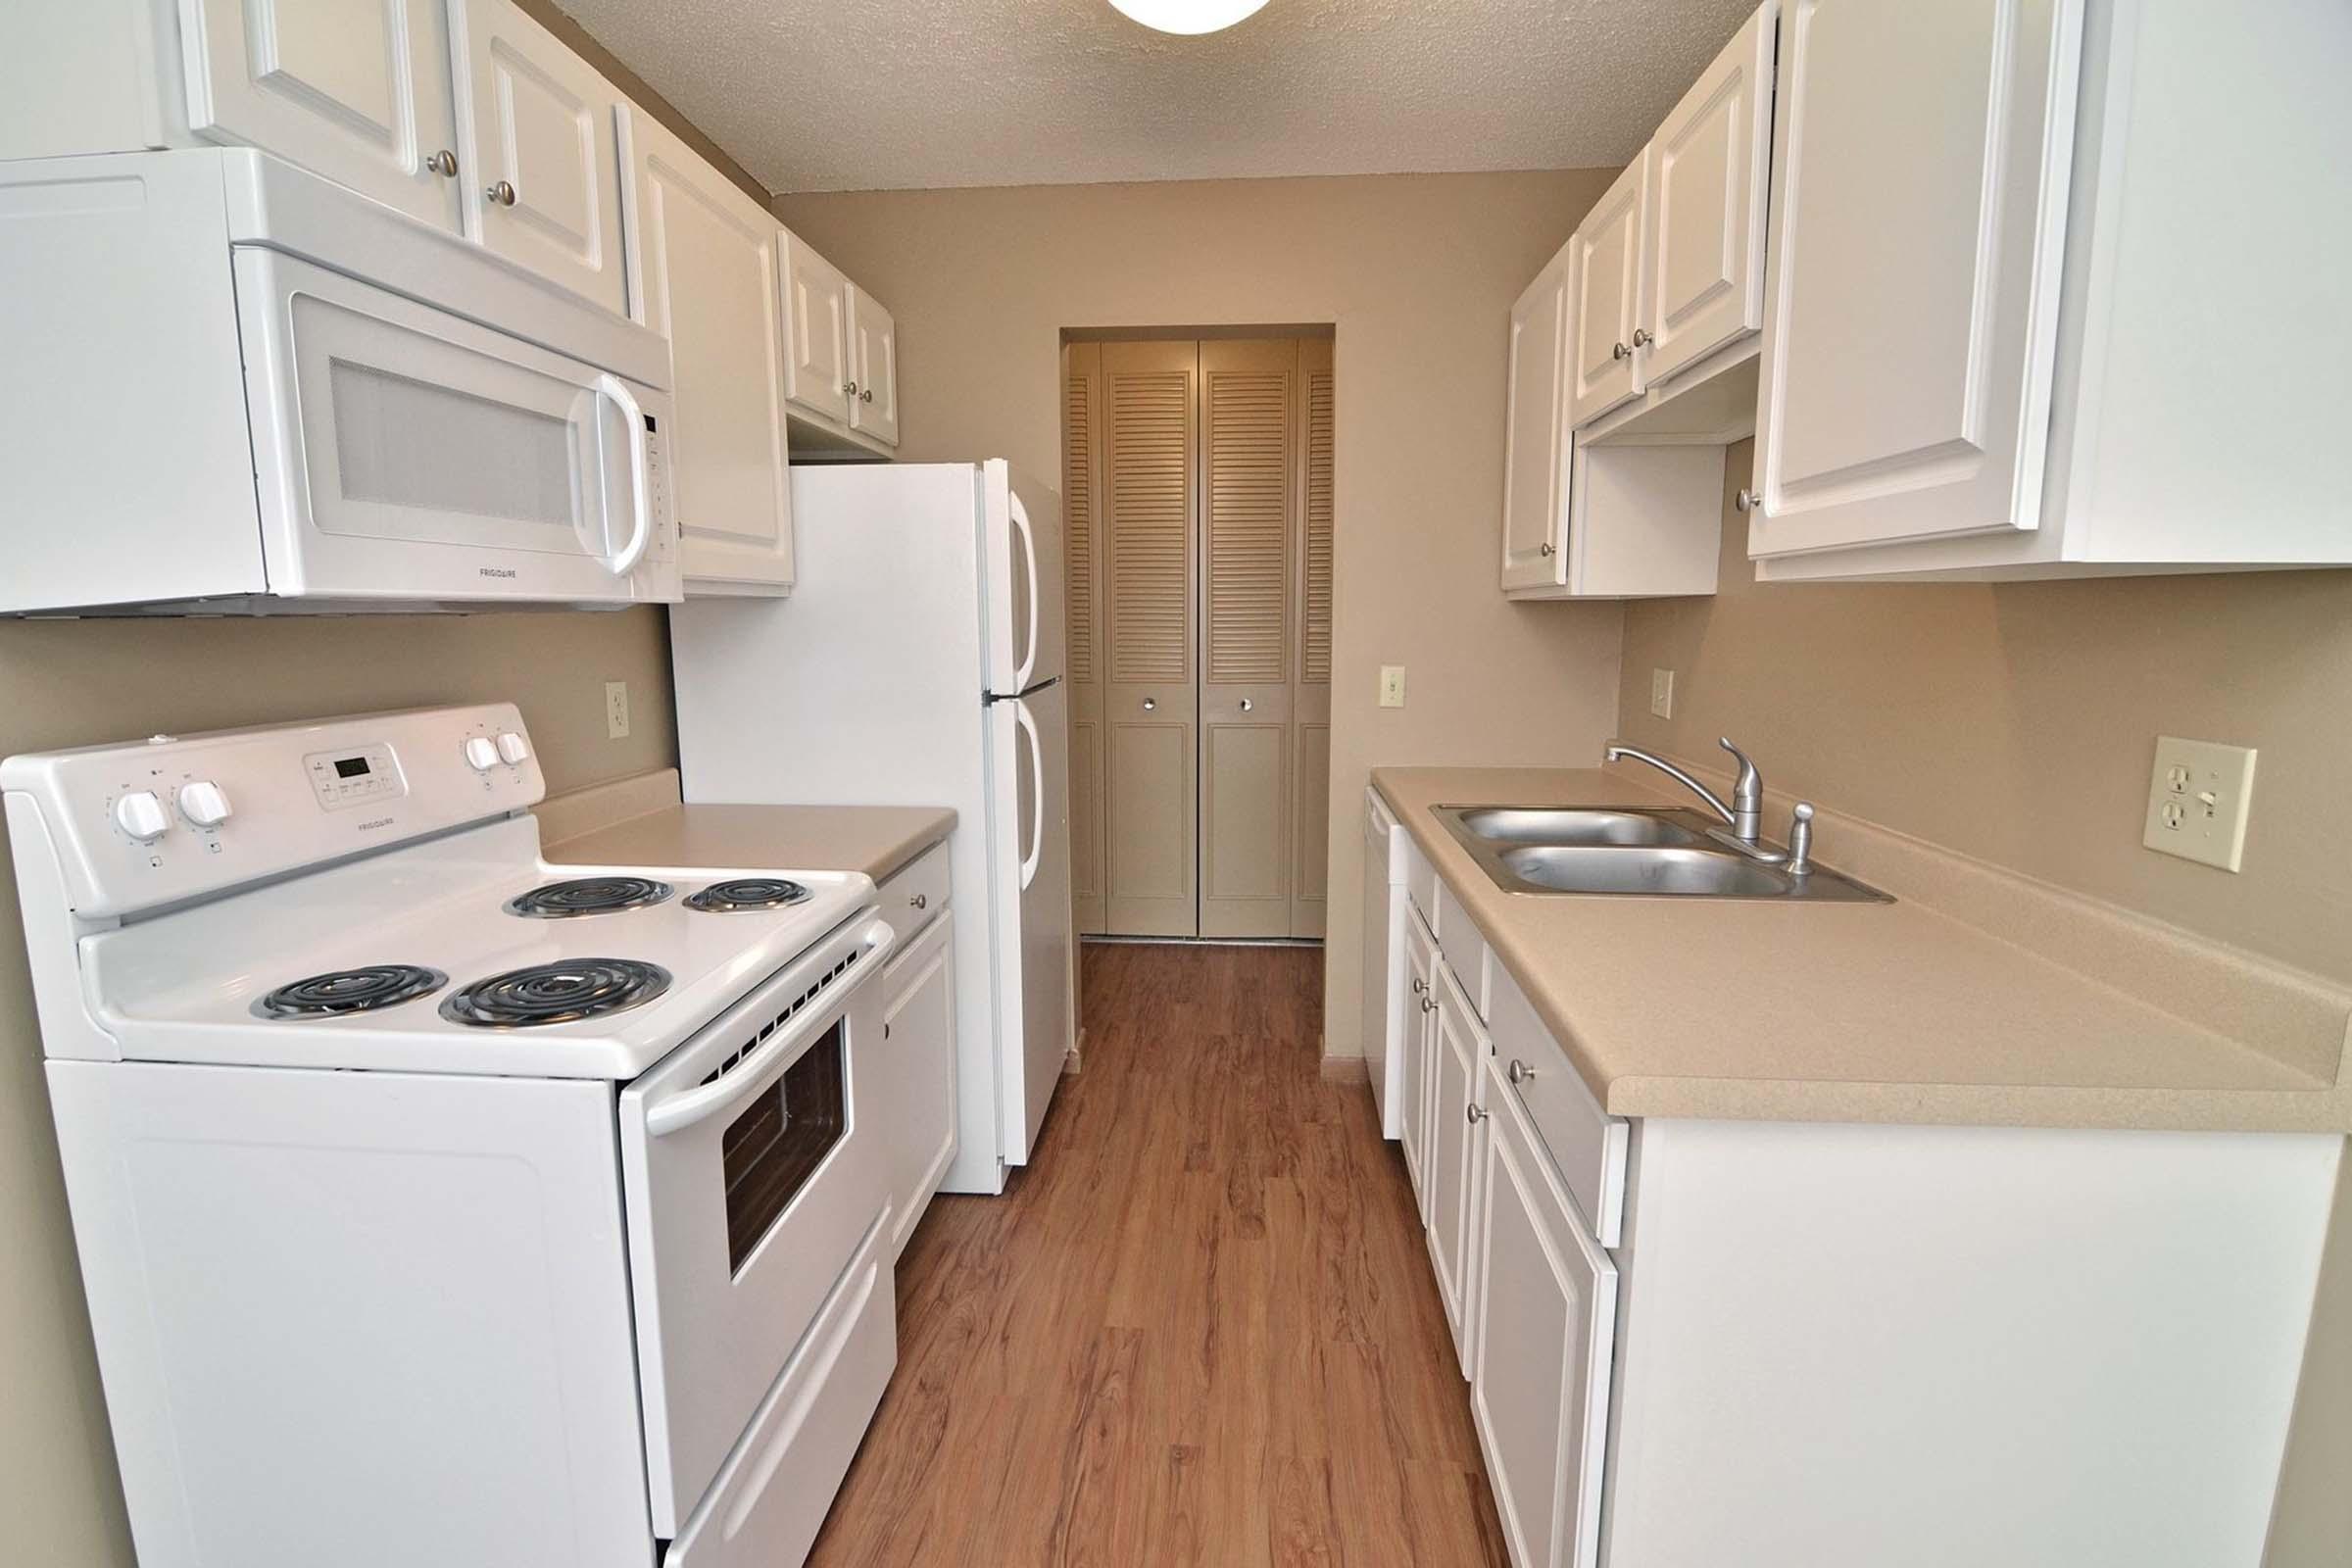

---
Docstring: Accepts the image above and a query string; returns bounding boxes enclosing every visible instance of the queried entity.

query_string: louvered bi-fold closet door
[1289,337,1335,939]
[1062,343,1107,936]
[1100,340,1200,937]
[1197,339,1301,939]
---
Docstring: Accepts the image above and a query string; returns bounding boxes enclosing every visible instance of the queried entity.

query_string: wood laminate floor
[807,941,1507,1568]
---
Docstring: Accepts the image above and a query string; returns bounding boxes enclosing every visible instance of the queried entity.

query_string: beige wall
[774,171,1629,1058]
[0,610,678,1564]
[1616,441,2352,989]
[1616,443,2352,1568]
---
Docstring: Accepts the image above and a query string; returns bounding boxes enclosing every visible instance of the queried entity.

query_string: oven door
[232,248,678,606]
[618,913,897,1537]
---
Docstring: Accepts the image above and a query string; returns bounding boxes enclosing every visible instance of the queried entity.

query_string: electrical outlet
[1378,665,1406,709]
[1650,667,1675,720]
[605,681,631,740]
[2142,736,2256,872]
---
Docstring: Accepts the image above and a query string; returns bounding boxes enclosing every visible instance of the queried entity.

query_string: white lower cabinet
[1399,907,1438,1220]
[878,908,957,1260]
[1427,962,1488,1374]
[1472,1053,1617,1568]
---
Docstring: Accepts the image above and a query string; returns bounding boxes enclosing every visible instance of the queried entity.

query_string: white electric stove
[3,705,905,1568]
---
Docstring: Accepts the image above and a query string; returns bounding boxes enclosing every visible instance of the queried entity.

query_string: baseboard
[1318,1054,1369,1085]
[1063,1026,1086,1075]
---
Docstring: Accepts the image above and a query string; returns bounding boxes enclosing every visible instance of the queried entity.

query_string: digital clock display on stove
[333,757,371,779]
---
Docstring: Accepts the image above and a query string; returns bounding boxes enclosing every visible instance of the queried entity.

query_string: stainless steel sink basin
[1450,807,1706,847]
[1435,804,1890,903]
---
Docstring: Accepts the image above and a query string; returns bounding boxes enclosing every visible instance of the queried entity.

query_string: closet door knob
[485,179,516,207]
[423,149,459,177]
[1631,327,1654,349]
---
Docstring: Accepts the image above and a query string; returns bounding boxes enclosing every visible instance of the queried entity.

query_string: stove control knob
[463,737,500,772]
[495,731,530,765]
[114,790,170,843]
[177,780,232,829]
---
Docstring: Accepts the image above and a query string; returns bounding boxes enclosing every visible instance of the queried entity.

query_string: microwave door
[233,249,668,605]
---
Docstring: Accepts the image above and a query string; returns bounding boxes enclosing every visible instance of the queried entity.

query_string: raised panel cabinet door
[1566,148,1651,428]
[1290,338,1335,939]
[452,0,628,314]
[182,0,462,230]
[1360,804,1399,1135]
[1400,909,1438,1216]
[880,911,956,1260]
[1102,340,1200,937]
[1062,345,1108,935]
[1428,964,1488,1376]
[1642,0,1777,387]
[1748,0,2083,557]
[846,286,900,446]
[1500,254,1571,591]
[620,108,792,592]
[1199,340,1297,940]
[1471,1054,1618,1568]
[781,233,852,426]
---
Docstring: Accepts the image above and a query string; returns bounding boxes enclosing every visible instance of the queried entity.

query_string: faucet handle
[1718,737,1763,809]
[1787,802,1816,876]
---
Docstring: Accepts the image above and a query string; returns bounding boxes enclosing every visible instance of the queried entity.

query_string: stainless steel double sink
[1437,806,1890,903]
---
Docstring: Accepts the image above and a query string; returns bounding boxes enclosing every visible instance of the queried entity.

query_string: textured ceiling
[558,0,1758,193]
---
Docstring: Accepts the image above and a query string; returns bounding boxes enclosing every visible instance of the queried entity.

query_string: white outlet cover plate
[2142,736,2256,872]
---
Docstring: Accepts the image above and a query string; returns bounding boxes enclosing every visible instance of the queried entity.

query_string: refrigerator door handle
[1012,697,1045,890]
[1008,490,1041,694]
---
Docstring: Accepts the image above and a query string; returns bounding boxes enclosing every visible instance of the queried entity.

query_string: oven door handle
[596,372,652,577]
[640,918,898,1138]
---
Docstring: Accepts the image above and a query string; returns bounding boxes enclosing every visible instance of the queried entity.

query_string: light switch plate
[605,681,631,740]
[1378,665,1406,709]
[1650,667,1675,719]
[2142,736,2256,872]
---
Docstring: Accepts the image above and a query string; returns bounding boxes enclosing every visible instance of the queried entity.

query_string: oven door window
[720,1020,847,1273]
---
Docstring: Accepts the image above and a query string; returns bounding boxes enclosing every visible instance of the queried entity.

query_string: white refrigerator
[670,461,1074,1195]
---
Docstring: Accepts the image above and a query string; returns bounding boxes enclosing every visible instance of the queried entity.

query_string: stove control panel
[0,704,546,921]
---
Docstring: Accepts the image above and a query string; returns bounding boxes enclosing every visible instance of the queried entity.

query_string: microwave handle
[638,918,899,1138]
[596,373,652,576]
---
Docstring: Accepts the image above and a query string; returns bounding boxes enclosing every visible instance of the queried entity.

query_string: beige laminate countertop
[538,771,954,884]
[1373,765,2352,1134]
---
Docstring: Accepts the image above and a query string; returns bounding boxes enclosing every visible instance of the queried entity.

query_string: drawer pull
[1420,995,1438,1014]
[1507,1058,1536,1085]
[1466,1103,1488,1125]
[909,893,927,909]
[1410,977,1426,996]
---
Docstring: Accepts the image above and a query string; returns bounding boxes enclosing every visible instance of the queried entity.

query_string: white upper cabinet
[179,0,464,231]
[618,106,793,594]
[1749,0,2352,580]
[1641,0,1775,387]
[847,286,899,447]
[1499,253,1571,592]
[782,231,853,425]
[1746,0,2080,560]
[452,0,628,316]
[1565,150,1651,428]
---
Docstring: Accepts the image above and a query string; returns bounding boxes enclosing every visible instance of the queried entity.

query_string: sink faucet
[1605,737,1800,864]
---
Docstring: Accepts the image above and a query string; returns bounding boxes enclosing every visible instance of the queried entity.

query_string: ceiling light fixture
[1106,0,1270,35]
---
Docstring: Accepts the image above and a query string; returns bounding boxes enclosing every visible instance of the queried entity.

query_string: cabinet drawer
[664,1206,897,1568]
[876,839,951,937]
[1489,963,1627,1249]
[1434,878,1493,1021]
[1404,830,1439,927]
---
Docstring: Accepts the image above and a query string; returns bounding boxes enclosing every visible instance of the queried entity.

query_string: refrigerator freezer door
[983,461,1066,696]
[986,682,1075,1163]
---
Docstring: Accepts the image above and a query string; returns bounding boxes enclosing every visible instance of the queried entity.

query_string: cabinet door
[1747,0,2082,557]
[1642,0,1777,387]
[1566,149,1651,428]
[1471,1054,1617,1568]
[846,286,899,446]
[1500,254,1571,592]
[453,0,628,315]
[1400,909,1437,1216]
[181,0,462,230]
[1428,964,1488,1375]
[880,912,957,1260]
[782,233,852,426]
[620,109,793,592]
[1360,807,1399,1139]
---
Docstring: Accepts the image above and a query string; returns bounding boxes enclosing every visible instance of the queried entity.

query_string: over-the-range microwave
[1,149,678,614]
